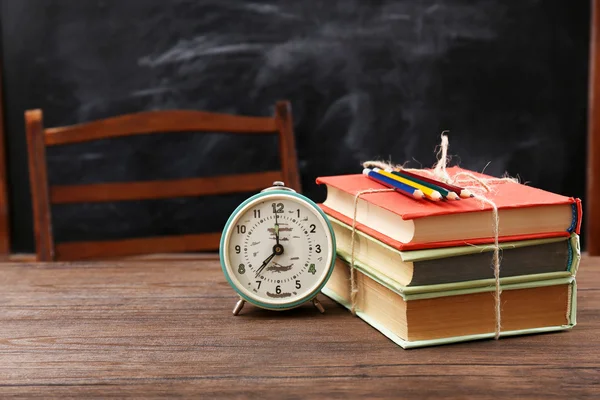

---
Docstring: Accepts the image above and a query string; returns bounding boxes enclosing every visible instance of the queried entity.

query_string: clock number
[276,285,282,294]
[235,245,241,254]
[236,225,246,234]
[295,280,301,289]
[310,224,316,233]
[238,263,246,274]
[253,209,261,218]
[308,264,316,275]
[271,202,284,214]
[255,280,262,289]
[297,209,300,218]
[315,244,321,253]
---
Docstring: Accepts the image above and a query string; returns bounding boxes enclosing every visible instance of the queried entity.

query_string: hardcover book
[316,167,581,251]
[329,215,580,288]
[323,258,577,349]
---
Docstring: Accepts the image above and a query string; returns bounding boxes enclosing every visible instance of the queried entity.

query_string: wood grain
[44,110,278,146]
[50,171,283,203]
[275,100,302,193]
[25,110,54,261]
[0,256,598,399]
[54,233,221,260]
[589,0,600,256]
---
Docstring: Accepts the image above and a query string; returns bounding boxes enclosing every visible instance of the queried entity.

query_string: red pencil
[397,169,474,198]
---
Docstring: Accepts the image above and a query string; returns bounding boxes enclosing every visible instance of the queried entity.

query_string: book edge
[320,203,572,252]
[316,176,578,221]
[322,281,576,349]
[329,214,577,263]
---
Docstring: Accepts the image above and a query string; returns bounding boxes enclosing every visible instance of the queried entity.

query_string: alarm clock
[220,181,336,315]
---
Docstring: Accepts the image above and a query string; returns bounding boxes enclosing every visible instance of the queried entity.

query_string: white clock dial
[222,193,334,308]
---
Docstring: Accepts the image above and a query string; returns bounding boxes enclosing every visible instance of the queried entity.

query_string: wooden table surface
[1,256,598,399]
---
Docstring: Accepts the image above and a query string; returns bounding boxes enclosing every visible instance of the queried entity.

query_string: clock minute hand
[274,212,280,245]
[255,251,276,278]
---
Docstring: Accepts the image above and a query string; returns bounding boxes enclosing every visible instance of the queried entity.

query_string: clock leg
[312,297,325,313]
[233,298,246,316]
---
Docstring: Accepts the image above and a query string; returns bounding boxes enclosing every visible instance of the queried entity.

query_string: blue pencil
[363,168,424,200]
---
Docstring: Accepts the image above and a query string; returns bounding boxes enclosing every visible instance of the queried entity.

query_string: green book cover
[329,215,580,290]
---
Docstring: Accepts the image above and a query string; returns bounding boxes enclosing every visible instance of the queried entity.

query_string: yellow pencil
[374,168,443,201]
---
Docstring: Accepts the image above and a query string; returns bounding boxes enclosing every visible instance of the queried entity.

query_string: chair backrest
[25,101,301,261]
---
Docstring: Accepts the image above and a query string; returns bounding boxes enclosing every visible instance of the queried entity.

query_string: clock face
[221,192,335,309]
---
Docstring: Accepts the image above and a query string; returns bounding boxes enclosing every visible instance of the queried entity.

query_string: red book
[316,167,581,251]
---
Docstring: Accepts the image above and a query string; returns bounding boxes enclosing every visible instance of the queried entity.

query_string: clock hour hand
[255,251,276,278]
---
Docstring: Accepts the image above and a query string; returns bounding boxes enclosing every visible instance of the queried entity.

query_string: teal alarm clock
[220,181,336,315]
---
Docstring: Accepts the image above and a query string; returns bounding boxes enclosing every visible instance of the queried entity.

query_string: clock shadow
[235,299,346,319]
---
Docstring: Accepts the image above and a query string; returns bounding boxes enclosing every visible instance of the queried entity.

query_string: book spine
[568,233,581,277]
[570,198,583,234]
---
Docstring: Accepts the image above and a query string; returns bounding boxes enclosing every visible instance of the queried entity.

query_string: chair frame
[25,101,301,261]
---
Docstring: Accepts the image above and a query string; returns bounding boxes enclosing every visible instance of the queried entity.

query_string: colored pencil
[363,168,424,200]
[388,169,460,200]
[395,169,474,198]
[374,168,442,201]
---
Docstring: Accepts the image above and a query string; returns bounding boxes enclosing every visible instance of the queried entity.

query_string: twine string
[350,188,395,315]
[433,131,451,182]
[358,133,517,340]
[566,283,573,325]
[471,194,502,339]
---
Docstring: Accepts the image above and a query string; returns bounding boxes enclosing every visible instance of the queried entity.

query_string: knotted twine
[351,133,518,340]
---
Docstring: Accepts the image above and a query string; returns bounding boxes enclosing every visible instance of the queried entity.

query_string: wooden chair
[25,101,301,261]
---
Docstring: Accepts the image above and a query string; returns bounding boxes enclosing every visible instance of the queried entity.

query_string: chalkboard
[0,0,590,252]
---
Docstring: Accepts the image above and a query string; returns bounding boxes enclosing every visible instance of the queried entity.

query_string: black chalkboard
[0,0,590,252]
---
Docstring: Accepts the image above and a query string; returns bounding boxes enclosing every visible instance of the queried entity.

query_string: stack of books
[317,166,581,348]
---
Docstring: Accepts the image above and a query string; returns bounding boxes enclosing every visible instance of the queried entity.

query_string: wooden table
[1,257,598,399]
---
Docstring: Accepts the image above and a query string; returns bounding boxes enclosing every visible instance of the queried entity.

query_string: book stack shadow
[317,167,582,348]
